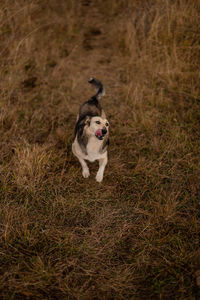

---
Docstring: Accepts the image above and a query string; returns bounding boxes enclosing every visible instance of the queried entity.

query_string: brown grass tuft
[13,144,52,192]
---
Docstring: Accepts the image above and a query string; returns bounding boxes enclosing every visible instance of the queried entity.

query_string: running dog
[72,78,109,182]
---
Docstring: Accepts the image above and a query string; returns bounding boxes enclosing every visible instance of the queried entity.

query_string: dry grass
[0,0,200,299]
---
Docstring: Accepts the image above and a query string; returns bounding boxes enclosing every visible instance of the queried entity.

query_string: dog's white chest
[86,137,103,162]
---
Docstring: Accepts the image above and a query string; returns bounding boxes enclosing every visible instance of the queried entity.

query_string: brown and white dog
[72,78,109,182]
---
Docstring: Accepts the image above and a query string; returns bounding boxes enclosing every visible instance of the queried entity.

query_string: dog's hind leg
[96,154,108,183]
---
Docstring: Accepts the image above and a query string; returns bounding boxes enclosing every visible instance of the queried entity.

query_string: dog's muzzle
[95,127,107,140]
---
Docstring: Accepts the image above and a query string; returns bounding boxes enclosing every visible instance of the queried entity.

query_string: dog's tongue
[95,129,102,137]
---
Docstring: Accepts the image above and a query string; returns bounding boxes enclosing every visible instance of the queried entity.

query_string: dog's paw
[95,172,103,183]
[82,168,90,178]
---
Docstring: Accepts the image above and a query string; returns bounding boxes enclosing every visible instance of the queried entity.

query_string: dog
[72,78,109,182]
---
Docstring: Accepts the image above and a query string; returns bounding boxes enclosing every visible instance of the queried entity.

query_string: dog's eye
[95,121,101,124]
[106,122,109,127]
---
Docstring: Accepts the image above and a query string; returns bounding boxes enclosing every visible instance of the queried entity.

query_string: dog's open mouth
[95,129,103,140]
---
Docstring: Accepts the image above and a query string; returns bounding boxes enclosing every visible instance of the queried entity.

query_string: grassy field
[0,0,200,299]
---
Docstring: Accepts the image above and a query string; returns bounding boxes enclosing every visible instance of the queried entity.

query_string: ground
[0,0,200,299]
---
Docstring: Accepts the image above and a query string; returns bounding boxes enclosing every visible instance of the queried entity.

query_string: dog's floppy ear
[85,116,91,126]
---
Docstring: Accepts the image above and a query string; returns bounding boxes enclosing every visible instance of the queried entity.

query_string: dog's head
[85,116,109,140]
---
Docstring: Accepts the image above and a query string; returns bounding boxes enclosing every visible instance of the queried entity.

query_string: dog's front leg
[78,157,90,178]
[96,155,108,183]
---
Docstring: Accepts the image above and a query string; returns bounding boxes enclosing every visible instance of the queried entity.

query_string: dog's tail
[88,77,105,99]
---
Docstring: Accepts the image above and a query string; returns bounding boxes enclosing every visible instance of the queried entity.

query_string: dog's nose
[102,127,107,135]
